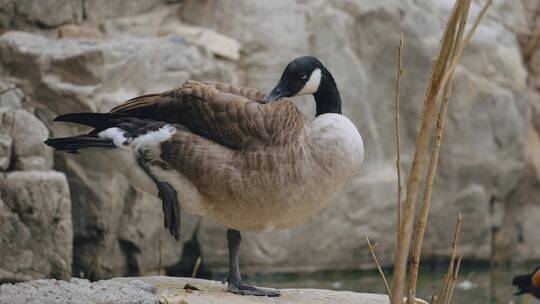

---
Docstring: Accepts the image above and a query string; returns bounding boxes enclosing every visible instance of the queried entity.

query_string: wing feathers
[54,112,132,130]
[109,80,306,149]
[44,136,115,152]
[110,94,161,113]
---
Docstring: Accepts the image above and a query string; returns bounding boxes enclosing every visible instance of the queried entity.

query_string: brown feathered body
[73,81,364,232]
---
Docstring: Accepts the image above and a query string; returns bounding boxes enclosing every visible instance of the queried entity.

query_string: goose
[513,266,540,299]
[45,56,364,297]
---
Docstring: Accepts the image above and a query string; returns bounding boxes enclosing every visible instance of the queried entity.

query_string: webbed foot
[227,281,280,297]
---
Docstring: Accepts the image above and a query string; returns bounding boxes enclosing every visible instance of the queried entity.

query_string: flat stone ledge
[0,278,158,304]
[0,276,428,304]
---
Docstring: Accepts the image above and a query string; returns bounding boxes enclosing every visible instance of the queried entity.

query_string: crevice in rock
[0,277,24,285]
[81,0,87,21]
[72,233,105,280]
[119,239,141,277]
[166,221,212,279]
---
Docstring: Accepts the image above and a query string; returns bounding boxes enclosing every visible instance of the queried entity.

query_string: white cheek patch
[296,68,322,96]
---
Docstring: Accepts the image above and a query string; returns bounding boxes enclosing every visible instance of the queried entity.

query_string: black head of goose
[45,56,364,297]
[264,56,341,116]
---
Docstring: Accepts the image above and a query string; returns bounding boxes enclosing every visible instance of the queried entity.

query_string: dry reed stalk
[437,214,463,304]
[430,293,438,304]
[365,235,391,296]
[407,84,453,303]
[191,256,202,278]
[439,0,493,92]
[444,254,463,304]
[389,1,474,302]
[391,0,493,301]
[438,274,451,304]
[410,1,493,302]
[406,5,468,296]
[395,33,404,240]
[412,4,493,297]
[446,214,463,295]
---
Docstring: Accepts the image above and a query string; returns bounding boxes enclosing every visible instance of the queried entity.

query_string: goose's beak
[263,83,289,103]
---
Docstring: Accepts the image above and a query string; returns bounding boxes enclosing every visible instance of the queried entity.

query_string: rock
[0,171,72,281]
[0,77,31,110]
[0,276,427,304]
[0,278,158,304]
[99,5,241,61]
[0,134,11,170]
[179,0,530,269]
[0,0,537,277]
[0,80,24,109]
[0,107,52,171]
[83,0,164,22]
[160,24,241,61]
[180,0,311,93]
[57,25,104,39]
[532,95,540,133]
[98,4,176,38]
[14,0,83,28]
[0,30,235,278]
[55,146,198,279]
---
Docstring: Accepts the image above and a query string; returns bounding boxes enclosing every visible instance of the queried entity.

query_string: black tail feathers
[54,112,133,131]
[46,112,131,153]
[44,136,115,153]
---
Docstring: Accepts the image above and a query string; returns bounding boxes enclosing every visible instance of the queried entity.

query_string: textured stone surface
[0,276,427,304]
[0,278,158,304]
[83,0,164,22]
[0,79,25,109]
[0,134,11,170]
[0,30,234,278]
[179,0,530,270]
[0,0,537,278]
[98,5,241,61]
[0,171,72,281]
[0,107,52,171]
[512,1,540,263]
[0,0,83,32]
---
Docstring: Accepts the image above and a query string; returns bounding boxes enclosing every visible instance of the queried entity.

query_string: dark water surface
[239,264,540,304]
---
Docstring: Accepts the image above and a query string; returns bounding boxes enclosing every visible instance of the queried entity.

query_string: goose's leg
[136,151,181,241]
[226,229,280,297]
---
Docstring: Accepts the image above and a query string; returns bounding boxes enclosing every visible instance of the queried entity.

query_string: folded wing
[110,80,307,149]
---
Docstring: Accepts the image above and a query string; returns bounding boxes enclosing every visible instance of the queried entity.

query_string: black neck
[314,68,342,116]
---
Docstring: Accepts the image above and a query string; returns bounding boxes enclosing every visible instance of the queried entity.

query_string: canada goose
[45,56,364,296]
[513,266,540,299]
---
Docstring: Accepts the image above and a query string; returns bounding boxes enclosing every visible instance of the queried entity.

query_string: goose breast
[184,113,364,232]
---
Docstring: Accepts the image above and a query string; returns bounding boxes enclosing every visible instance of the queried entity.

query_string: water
[240,264,540,304]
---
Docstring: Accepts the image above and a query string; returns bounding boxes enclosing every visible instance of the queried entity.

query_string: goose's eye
[300,73,307,80]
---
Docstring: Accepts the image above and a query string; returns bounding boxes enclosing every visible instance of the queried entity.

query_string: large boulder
[179,0,530,270]
[0,0,537,278]
[0,171,72,281]
[0,107,53,171]
[0,0,82,33]
[0,0,173,33]
[513,1,540,263]
[0,30,236,278]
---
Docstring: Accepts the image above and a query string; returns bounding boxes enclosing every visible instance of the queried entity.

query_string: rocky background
[0,0,539,282]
